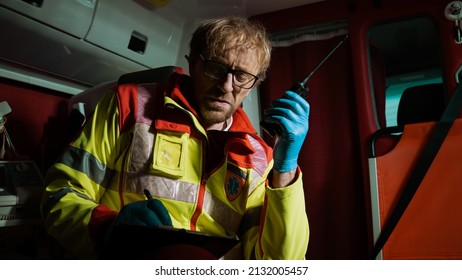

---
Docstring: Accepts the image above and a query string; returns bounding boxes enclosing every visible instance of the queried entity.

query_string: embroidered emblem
[225,164,247,201]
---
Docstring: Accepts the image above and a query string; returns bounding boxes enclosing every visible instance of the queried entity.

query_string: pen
[144,188,153,200]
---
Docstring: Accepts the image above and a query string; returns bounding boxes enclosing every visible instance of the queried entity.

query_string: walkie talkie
[261,35,349,136]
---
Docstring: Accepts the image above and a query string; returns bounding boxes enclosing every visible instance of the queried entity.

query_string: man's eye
[234,72,251,82]
[208,62,226,73]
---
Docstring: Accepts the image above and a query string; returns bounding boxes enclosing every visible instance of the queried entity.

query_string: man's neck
[206,117,233,131]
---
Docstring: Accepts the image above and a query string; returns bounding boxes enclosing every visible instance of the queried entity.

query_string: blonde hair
[189,16,272,81]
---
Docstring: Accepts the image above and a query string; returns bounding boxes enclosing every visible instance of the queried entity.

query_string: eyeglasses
[199,54,259,89]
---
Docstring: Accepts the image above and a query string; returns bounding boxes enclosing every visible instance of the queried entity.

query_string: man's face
[190,48,260,130]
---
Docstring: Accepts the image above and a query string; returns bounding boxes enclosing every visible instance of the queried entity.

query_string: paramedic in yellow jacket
[41,16,310,259]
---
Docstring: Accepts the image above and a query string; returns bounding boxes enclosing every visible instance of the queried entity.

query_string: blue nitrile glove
[113,199,173,227]
[263,91,309,172]
[98,198,173,257]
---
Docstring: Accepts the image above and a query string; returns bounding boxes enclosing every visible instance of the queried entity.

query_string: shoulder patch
[225,163,247,201]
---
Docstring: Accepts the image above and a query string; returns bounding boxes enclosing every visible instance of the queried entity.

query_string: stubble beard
[200,102,233,126]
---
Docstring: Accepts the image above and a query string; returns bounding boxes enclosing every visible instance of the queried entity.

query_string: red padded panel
[0,78,70,173]
[376,119,462,259]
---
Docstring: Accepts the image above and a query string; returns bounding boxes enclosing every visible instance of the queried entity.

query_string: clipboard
[102,224,240,259]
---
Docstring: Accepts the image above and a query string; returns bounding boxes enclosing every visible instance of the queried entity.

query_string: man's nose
[220,73,234,92]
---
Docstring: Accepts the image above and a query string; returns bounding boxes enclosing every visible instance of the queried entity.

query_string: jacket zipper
[165,102,208,231]
[190,141,208,231]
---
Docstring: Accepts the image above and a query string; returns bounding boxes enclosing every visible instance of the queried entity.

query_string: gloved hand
[263,91,309,172]
[113,198,173,228]
[99,198,173,258]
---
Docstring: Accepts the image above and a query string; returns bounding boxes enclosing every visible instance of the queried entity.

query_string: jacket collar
[165,72,257,134]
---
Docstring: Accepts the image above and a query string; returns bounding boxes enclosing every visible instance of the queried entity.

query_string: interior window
[368,17,444,128]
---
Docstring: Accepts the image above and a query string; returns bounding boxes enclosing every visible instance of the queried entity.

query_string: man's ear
[186,54,197,76]
[184,55,191,74]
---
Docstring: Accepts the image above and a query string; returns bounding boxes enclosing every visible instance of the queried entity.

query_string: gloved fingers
[147,199,173,227]
[128,214,157,227]
[264,106,298,123]
[263,114,294,135]
[264,105,309,136]
[129,202,164,227]
[267,99,300,118]
[142,209,164,227]
[265,94,309,122]
[268,92,309,173]
[115,200,171,228]
[270,91,310,114]
[285,90,310,111]
[114,203,145,226]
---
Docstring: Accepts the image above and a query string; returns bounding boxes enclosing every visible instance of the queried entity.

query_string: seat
[397,83,445,125]
[367,83,462,259]
[67,66,184,141]
[369,83,445,157]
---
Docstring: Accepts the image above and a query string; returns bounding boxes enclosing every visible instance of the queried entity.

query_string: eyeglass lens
[204,60,257,89]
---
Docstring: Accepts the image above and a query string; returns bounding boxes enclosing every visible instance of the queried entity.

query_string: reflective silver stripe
[42,187,94,214]
[126,171,250,235]
[126,173,199,203]
[136,83,158,124]
[248,171,263,195]
[203,189,242,234]
[247,135,269,176]
[247,135,269,194]
[129,124,154,172]
[59,146,114,189]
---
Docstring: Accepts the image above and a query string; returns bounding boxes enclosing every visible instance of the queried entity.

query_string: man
[41,16,309,259]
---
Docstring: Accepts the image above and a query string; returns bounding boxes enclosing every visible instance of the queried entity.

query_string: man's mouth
[205,96,230,108]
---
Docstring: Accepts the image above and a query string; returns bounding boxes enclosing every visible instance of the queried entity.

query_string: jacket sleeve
[241,168,309,260]
[40,90,122,258]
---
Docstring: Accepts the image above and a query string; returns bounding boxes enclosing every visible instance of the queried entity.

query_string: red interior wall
[254,0,457,259]
[259,38,366,259]
[0,78,71,174]
[0,0,458,260]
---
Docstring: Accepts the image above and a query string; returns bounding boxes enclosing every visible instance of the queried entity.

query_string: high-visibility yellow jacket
[41,73,309,259]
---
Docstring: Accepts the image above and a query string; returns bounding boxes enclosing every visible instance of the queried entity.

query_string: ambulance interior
[0,0,461,259]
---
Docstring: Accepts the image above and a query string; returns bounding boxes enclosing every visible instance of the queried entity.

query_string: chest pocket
[151,120,191,179]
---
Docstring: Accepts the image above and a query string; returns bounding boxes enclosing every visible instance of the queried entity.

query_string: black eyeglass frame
[198,54,259,89]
